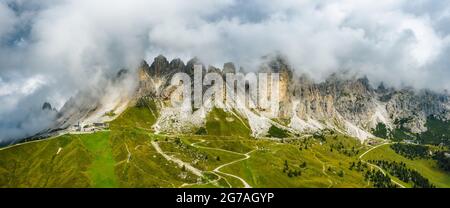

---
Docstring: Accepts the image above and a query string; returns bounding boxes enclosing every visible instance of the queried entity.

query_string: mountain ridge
[12,55,450,147]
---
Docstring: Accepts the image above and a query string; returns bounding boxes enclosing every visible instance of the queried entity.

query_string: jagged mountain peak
[169,58,185,71]
[208,65,221,74]
[149,55,170,77]
[42,102,53,111]
[184,57,202,68]
[154,54,169,62]
[139,59,151,70]
[223,62,236,74]
[184,57,206,75]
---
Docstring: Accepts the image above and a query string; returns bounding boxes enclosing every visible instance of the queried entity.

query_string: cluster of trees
[171,137,210,164]
[349,160,368,172]
[390,143,430,160]
[174,137,182,145]
[369,160,435,188]
[372,123,389,139]
[364,169,397,188]
[330,142,359,157]
[342,146,360,157]
[195,127,208,135]
[298,144,310,151]
[297,139,312,151]
[372,120,417,141]
[391,143,450,173]
[283,160,306,178]
[313,132,326,142]
[312,130,336,142]
[267,125,290,138]
[294,137,315,151]
[433,152,450,172]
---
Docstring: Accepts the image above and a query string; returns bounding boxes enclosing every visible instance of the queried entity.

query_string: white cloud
[0,75,45,97]
[0,2,17,39]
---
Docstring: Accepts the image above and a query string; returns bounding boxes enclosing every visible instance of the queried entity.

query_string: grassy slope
[158,138,243,171]
[0,99,196,188]
[109,99,158,131]
[362,144,450,188]
[220,135,369,188]
[222,142,330,188]
[205,108,251,138]
[109,101,200,187]
[78,132,117,188]
[0,133,95,188]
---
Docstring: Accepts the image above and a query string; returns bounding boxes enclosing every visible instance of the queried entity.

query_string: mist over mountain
[1,0,450,143]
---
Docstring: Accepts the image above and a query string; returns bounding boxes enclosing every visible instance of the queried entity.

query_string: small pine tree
[300,161,307,168]
[283,160,289,173]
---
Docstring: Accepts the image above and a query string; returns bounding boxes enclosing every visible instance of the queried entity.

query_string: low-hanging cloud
[1,0,450,142]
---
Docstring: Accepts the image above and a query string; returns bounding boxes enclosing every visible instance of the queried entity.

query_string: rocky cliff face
[383,89,450,133]
[288,70,450,141]
[50,55,450,143]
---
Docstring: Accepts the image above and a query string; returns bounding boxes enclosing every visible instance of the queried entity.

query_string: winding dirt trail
[179,171,231,188]
[359,142,390,159]
[151,141,204,177]
[150,137,257,188]
[153,138,254,188]
[125,144,131,163]
[312,153,334,188]
[191,140,254,188]
[359,142,406,188]
[212,150,255,188]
